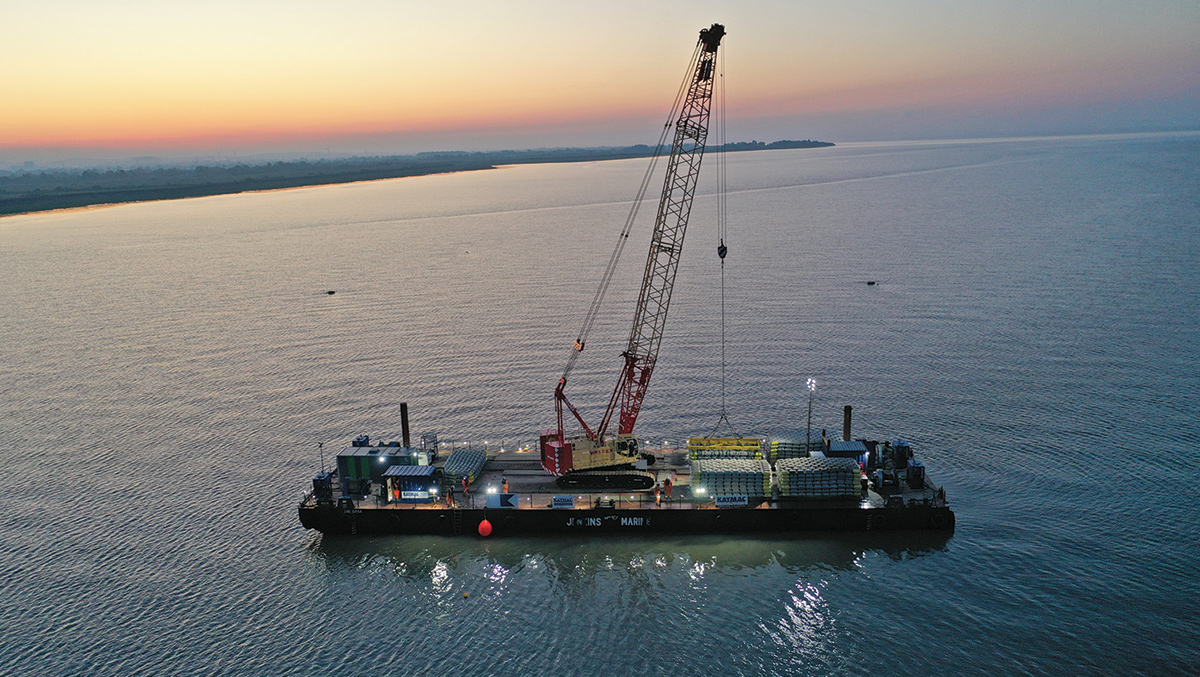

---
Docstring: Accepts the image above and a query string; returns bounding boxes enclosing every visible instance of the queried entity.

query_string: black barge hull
[299,503,955,536]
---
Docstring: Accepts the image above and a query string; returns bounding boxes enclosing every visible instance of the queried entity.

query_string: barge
[298,408,954,537]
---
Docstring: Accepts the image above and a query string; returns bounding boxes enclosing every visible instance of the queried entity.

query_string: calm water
[2,133,1198,676]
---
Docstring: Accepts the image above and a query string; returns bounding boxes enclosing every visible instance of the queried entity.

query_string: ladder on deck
[452,509,463,535]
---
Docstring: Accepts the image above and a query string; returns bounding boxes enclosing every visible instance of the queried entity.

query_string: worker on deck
[654,482,662,507]
[502,477,509,494]
[664,477,673,500]
[447,484,455,507]
[462,475,469,495]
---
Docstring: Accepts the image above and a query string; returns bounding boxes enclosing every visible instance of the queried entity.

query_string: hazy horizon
[8,129,1200,174]
[3,1,1197,169]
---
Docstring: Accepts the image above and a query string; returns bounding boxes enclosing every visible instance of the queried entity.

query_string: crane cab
[540,432,643,476]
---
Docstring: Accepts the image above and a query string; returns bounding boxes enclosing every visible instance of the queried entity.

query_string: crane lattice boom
[604,24,724,437]
[543,24,724,480]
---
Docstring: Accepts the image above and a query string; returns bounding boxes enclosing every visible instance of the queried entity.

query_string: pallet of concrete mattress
[442,449,488,485]
[768,434,822,462]
[776,456,861,498]
[688,437,764,460]
[690,458,771,497]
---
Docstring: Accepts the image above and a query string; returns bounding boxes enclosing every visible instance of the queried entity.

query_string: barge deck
[299,448,955,536]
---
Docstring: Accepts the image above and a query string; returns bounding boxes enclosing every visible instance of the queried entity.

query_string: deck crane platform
[540,23,726,489]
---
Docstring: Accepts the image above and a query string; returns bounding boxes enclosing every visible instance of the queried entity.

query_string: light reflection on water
[767,580,836,664]
[296,534,950,675]
[304,533,951,581]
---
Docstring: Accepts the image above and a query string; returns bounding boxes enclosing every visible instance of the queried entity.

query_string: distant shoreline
[0,140,833,218]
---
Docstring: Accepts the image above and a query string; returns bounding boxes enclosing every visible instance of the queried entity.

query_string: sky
[2,0,1198,166]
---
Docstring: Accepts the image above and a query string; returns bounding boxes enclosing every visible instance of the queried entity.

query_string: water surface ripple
[1,134,1198,676]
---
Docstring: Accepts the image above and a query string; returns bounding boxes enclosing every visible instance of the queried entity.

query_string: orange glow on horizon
[1,62,669,149]
[0,96,664,150]
[2,2,1196,153]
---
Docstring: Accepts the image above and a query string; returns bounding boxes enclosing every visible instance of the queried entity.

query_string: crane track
[555,470,656,490]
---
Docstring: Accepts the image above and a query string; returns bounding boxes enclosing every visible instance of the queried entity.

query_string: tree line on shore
[0,140,833,217]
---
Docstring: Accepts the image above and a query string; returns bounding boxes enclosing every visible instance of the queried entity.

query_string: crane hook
[717,240,727,260]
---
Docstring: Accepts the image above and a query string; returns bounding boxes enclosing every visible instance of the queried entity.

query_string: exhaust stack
[843,405,852,441]
[400,402,411,448]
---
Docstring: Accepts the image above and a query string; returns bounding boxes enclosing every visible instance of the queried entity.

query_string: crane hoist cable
[560,43,704,384]
[708,41,741,439]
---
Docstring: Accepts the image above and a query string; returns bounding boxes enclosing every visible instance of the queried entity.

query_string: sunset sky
[3,0,1198,165]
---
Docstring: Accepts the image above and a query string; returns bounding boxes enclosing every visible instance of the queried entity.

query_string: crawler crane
[540,24,726,489]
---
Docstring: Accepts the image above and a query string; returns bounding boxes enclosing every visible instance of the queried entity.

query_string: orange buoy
[477,519,492,537]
